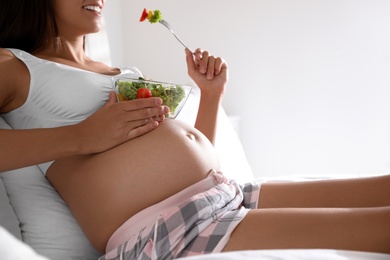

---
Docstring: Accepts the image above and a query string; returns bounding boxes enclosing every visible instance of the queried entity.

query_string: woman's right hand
[0,92,169,172]
[74,91,169,154]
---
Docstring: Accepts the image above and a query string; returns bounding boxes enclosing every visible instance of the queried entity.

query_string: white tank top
[2,48,142,173]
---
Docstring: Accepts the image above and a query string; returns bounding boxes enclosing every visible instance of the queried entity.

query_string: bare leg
[223,206,390,254]
[259,174,390,208]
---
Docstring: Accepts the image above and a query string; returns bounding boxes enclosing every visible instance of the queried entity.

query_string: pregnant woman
[0,0,389,259]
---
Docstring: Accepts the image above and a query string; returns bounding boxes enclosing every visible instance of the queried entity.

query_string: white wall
[104,0,390,178]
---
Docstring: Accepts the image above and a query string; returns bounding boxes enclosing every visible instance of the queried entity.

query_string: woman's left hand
[185,48,228,96]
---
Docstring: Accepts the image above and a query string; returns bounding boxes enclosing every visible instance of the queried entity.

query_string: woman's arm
[0,94,168,172]
[0,125,86,172]
[185,48,228,145]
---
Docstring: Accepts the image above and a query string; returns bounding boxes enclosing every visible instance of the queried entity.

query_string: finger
[194,48,203,67]
[104,91,118,107]
[194,48,203,58]
[206,57,216,80]
[129,113,168,136]
[185,48,197,74]
[214,57,224,76]
[121,105,169,122]
[118,97,163,112]
[199,51,210,74]
[127,121,159,140]
[132,114,166,131]
[155,114,166,122]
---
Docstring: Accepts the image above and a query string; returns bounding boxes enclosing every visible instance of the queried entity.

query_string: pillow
[0,172,21,239]
[0,226,50,260]
[176,85,254,183]
[0,117,101,260]
[1,168,101,259]
[0,87,254,260]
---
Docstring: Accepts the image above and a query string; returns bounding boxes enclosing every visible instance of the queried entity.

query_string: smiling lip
[82,5,102,15]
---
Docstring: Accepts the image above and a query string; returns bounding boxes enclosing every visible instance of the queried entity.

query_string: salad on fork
[139,8,193,53]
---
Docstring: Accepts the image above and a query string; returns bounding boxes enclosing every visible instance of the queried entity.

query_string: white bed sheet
[1,225,389,260]
[182,249,390,260]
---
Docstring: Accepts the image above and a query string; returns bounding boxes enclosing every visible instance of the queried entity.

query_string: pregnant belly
[46,119,220,252]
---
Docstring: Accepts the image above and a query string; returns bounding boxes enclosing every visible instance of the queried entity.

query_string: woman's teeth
[83,6,101,13]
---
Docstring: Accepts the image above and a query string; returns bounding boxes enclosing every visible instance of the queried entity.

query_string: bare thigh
[259,174,390,208]
[223,206,390,254]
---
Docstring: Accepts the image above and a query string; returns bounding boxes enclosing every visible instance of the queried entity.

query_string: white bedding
[0,226,49,260]
[1,226,389,260]
[2,174,389,260]
[183,249,390,260]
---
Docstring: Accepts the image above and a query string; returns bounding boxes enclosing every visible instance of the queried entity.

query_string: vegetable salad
[116,78,187,115]
[140,8,162,24]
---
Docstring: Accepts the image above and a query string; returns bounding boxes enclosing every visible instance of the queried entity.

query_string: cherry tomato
[136,88,152,99]
[140,8,149,22]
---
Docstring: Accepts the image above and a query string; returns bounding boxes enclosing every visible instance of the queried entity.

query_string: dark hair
[0,0,58,53]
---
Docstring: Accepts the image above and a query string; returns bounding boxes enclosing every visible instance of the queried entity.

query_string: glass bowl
[113,78,192,119]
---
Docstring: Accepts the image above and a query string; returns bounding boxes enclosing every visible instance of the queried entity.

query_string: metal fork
[159,19,193,53]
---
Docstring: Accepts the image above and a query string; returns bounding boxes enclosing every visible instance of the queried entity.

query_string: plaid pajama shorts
[99,170,260,260]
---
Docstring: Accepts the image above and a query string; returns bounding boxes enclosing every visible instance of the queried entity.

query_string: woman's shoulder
[0,48,28,73]
[0,48,24,69]
[0,48,29,111]
[0,48,14,62]
[0,48,16,83]
[0,49,15,110]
